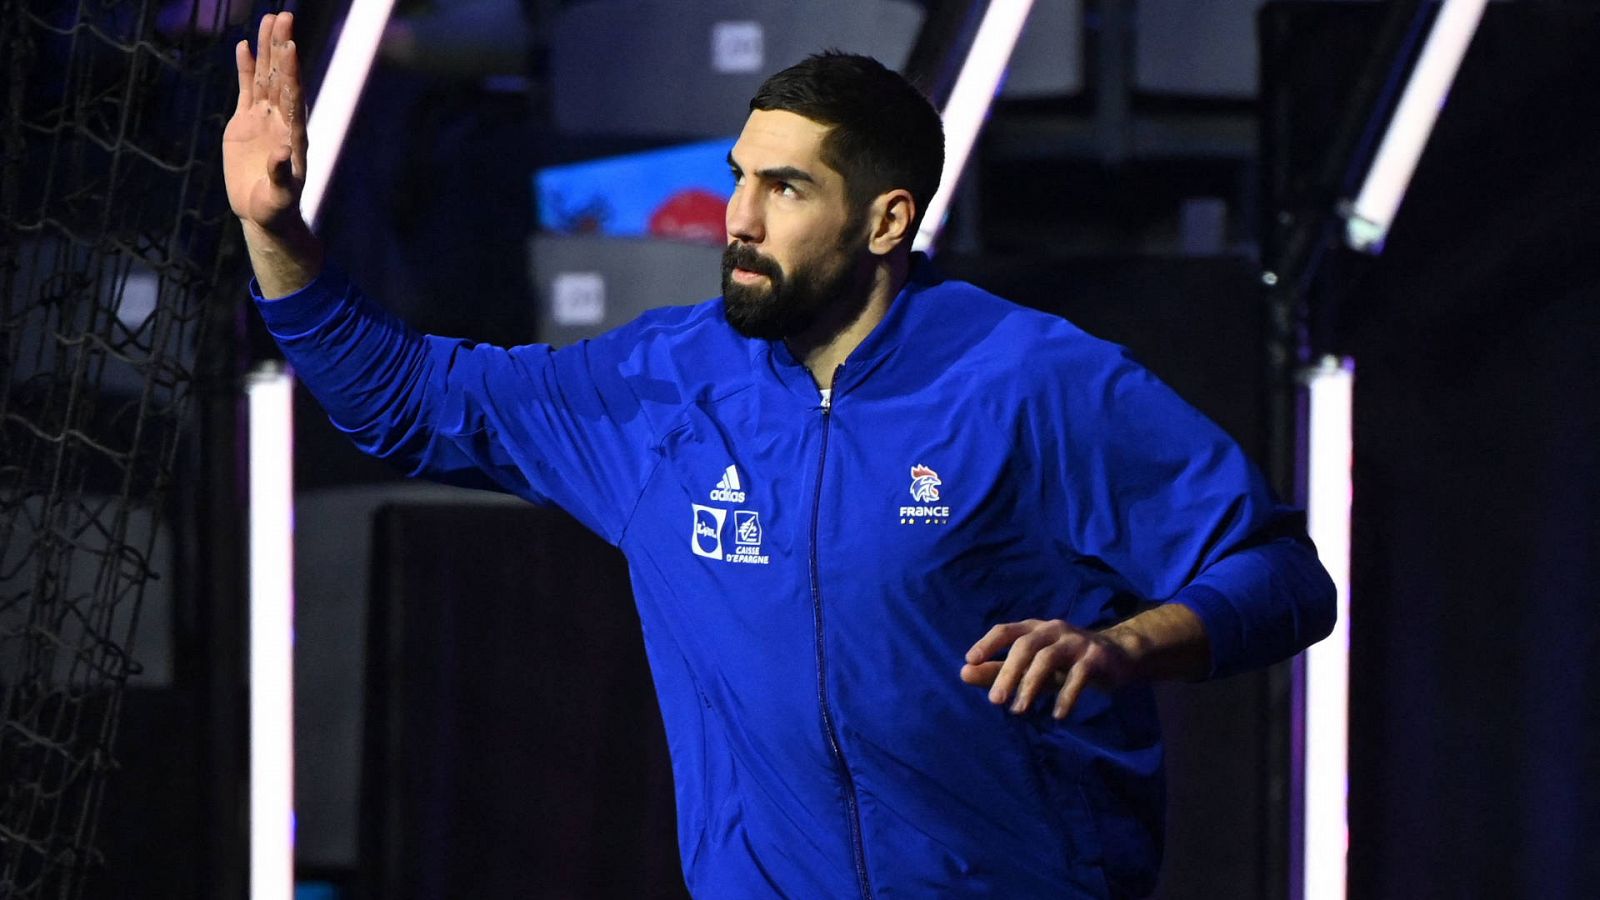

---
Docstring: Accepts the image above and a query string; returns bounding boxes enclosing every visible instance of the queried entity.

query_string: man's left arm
[963,337,1335,718]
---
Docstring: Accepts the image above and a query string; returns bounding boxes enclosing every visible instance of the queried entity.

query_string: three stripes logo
[709,464,746,503]
[692,464,768,564]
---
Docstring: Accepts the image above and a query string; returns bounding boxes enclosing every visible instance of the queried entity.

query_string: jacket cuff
[251,266,353,336]
[1168,583,1241,680]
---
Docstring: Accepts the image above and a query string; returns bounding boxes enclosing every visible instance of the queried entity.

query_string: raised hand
[224,12,308,234]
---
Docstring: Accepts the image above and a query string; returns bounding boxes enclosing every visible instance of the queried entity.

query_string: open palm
[223,12,306,231]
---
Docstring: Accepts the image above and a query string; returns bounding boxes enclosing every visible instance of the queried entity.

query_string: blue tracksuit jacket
[256,257,1334,898]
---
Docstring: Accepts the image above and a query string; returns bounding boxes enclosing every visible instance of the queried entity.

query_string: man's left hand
[961,619,1136,720]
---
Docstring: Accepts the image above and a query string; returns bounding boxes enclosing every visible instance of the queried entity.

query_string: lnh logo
[691,504,726,559]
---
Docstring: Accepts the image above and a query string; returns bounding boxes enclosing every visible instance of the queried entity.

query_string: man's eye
[777,182,797,197]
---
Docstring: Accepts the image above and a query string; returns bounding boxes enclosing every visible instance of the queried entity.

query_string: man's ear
[866,188,917,255]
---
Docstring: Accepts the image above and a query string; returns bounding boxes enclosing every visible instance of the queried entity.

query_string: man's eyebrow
[726,152,818,186]
[757,165,817,185]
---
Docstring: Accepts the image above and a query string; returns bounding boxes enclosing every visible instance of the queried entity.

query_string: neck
[786,251,909,388]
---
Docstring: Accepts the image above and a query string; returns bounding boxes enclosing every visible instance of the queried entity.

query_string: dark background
[1264,3,1600,897]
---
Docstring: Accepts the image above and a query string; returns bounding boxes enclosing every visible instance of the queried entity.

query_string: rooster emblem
[909,464,942,503]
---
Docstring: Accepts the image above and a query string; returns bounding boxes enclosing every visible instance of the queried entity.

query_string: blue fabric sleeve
[1033,338,1335,678]
[1165,534,1335,679]
[252,268,658,545]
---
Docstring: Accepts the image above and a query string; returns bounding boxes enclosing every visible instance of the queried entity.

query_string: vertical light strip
[1345,0,1486,252]
[300,0,400,227]
[1303,356,1354,900]
[250,3,396,892]
[247,362,296,900]
[913,0,1036,252]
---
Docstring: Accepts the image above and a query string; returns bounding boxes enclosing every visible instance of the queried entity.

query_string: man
[226,13,1334,898]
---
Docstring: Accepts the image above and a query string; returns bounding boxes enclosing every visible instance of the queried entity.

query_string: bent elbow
[1302,551,1338,647]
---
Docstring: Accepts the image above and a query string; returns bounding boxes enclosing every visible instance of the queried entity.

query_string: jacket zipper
[809,366,873,900]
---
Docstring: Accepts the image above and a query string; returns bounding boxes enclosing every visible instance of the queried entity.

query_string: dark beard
[721,240,863,341]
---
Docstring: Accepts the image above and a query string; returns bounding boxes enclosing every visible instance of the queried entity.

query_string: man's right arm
[224,11,323,297]
[253,266,659,544]
[223,14,660,545]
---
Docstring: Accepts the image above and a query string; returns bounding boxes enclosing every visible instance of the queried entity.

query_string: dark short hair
[749,51,944,231]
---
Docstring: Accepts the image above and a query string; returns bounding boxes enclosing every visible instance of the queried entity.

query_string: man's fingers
[235,40,255,112]
[965,620,1036,665]
[278,40,309,179]
[273,10,295,46]
[1012,642,1076,713]
[279,37,301,92]
[967,619,1070,706]
[959,661,1002,687]
[987,633,1046,705]
[1053,659,1093,720]
[255,14,275,93]
[964,618,1120,718]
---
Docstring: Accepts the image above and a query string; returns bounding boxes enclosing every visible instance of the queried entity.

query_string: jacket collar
[761,252,943,403]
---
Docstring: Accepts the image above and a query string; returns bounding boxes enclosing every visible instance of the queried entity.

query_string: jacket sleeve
[1031,336,1336,679]
[252,267,658,545]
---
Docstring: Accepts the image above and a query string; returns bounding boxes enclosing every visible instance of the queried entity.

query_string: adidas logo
[709,465,747,503]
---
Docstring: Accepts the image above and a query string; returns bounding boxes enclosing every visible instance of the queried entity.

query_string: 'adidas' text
[710,464,747,503]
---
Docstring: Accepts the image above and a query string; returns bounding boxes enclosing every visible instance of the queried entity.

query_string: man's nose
[725,185,763,244]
